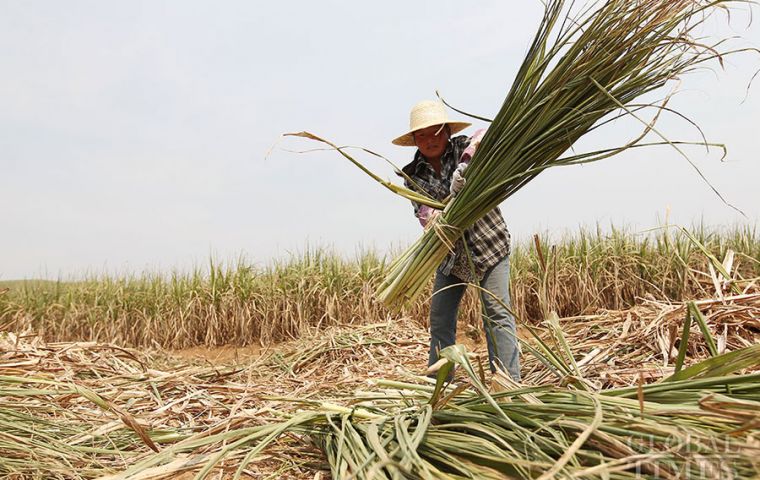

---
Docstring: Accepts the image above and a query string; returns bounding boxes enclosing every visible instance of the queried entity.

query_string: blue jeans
[428,255,521,381]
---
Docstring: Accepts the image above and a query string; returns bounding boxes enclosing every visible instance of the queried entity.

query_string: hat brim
[392,121,472,147]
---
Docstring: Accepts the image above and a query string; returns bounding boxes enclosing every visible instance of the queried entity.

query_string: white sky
[1,1,759,280]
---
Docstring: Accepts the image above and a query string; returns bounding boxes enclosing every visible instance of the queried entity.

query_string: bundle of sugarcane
[369,0,753,307]
[308,344,760,479]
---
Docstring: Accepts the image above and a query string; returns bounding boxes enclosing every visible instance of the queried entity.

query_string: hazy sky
[2,1,759,280]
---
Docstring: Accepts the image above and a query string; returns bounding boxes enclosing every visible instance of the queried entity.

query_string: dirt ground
[170,327,485,366]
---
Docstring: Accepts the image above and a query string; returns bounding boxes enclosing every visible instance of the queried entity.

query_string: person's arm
[460,128,487,164]
[451,128,487,197]
[404,177,439,228]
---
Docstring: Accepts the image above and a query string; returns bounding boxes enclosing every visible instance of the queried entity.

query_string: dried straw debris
[1,294,758,478]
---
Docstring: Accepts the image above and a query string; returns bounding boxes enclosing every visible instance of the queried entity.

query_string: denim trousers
[428,255,521,381]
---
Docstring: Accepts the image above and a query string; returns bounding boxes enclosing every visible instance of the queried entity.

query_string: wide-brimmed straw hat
[392,100,471,147]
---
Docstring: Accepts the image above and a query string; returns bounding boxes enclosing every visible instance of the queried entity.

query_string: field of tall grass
[2,225,758,348]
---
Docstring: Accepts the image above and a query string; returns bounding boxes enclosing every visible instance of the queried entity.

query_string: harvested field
[2,291,759,479]
[3,229,758,477]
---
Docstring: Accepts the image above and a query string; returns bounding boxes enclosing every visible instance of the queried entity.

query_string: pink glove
[417,205,440,228]
[460,128,487,163]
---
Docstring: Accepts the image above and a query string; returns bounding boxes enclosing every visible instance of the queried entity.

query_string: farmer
[394,100,520,381]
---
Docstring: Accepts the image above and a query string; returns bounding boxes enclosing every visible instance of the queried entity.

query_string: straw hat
[392,100,471,146]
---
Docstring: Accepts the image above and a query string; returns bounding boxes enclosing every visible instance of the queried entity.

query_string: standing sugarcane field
[3,1,760,479]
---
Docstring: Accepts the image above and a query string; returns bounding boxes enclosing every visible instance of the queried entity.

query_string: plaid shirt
[400,135,511,282]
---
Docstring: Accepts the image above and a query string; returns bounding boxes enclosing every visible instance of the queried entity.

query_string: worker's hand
[418,205,440,228]
[418,205,441,229]
[450,163,468,196]
[423,210,441,231]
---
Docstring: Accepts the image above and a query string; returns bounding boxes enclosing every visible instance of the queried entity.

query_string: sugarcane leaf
[429,361,455,408]
[674,306,692,373]
[546,311,587,389]
[680,227,743,294]
[688,301,719,358]
[664,344,760,383]
[284,131,445,210]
